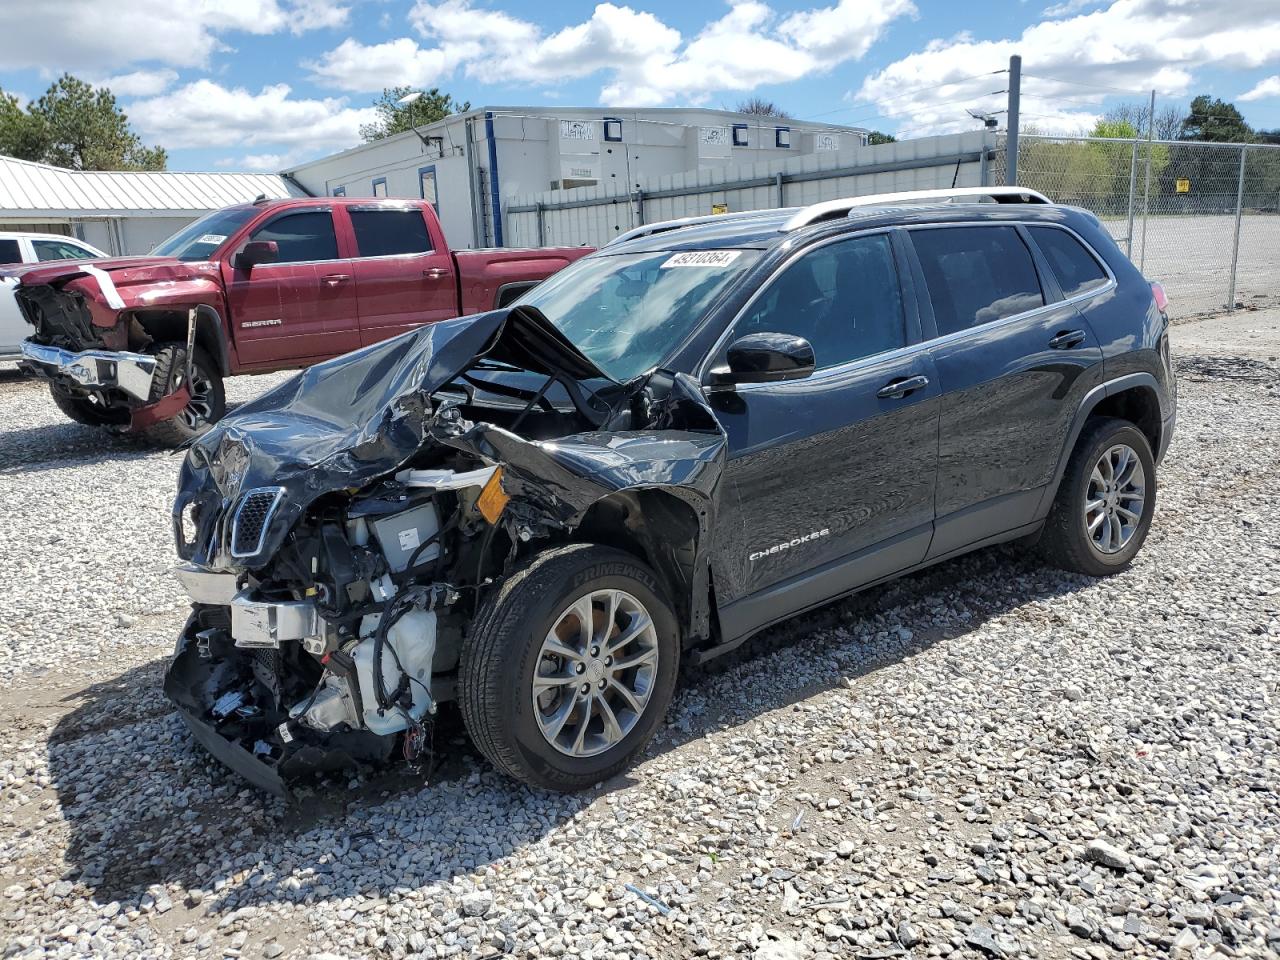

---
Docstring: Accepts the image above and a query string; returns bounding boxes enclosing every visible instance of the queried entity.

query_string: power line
[1020,72,1152,96]
[799,69,1008,122]
[839,90,1008,129]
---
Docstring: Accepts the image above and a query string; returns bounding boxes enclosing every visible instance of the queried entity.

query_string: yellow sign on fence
[1176,178,1191,194]
[711,202,729,214]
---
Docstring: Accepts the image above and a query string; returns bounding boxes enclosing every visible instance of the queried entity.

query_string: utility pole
[1006,54,1021,186]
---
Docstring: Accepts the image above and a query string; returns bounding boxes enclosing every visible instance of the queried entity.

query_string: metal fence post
[535,202,545,246]
[1138,92,1155,272]
[775,172,784,208]
[1227,145,1248,312]
[1125,139,1138,257]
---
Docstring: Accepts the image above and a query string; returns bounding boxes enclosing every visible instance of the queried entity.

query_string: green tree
[1102,102,1184,141]
[359,86,471,142]
[0,74,165,170]
[0,91,51,161]
[867,130,897,145]
[1091,119,1140,140]
[1180,95,1253,143]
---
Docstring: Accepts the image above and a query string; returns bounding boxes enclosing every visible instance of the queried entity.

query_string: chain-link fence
[1002,135,1280,316]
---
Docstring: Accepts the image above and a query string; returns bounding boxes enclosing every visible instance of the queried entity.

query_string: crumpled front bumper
[164,614,394,799]
[21,339,192,431]
[19,340,157,400]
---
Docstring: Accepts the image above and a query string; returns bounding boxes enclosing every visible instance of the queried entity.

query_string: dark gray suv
[167,187,1176,796]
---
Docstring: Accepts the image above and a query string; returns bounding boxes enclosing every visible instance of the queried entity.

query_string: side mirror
[708,332,816,387]
[235,240,278,270]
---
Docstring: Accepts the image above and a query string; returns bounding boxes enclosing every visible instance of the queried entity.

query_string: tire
[48,386,129,428]
[137,342,225,447]
[1040,417,1156,576]
[459,544,681,791]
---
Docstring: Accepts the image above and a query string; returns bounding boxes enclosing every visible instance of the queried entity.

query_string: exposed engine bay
[164,306,726,797]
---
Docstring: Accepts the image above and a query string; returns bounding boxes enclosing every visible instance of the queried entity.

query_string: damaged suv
[167,187,1176,796]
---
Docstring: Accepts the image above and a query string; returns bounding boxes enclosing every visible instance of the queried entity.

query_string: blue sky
[1,0,1278,172]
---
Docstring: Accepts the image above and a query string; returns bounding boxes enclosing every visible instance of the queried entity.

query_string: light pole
[397,91,443,156]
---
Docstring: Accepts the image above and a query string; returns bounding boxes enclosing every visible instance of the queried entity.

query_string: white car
[1,232,108,359]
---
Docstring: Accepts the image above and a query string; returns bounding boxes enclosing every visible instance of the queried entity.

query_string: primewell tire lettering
[749,528,831,562]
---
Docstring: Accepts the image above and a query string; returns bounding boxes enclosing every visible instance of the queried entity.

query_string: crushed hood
[176,306,642,565]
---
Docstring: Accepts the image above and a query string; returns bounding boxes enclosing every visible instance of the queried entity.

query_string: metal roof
[0,155,297,218]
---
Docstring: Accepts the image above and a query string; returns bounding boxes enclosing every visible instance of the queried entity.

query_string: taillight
[1151,281,1169,314]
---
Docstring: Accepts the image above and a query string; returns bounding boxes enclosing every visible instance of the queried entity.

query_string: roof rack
[780,186,1052,233]
[607,208,795,247]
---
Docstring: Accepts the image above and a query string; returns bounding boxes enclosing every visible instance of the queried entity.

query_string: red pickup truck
[11,197,590,444]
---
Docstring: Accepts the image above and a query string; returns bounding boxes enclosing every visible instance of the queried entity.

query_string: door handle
[423,267,447,279]
[1048,329,1087,350]
[321,273,350,286]
[877,374,929,399]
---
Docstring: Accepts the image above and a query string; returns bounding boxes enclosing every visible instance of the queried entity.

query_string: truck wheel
[459,544,680,792]
[1040,417,1156,577]
[48,387,129,428]
[139,342,226,447]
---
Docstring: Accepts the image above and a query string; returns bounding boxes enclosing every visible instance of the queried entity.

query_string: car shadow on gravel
[46,543,1087,911]
[0,399,257,474]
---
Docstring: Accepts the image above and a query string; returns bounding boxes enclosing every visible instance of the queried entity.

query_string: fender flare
[1037,372,1164,518]
[191,305,232,377]
[493,281,538,309]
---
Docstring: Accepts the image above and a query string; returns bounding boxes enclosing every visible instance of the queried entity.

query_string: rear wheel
[459,544,680,791]
[138,342,225,447]
[1041,417,1156,576]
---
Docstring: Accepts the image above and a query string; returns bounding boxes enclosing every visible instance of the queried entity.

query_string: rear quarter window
[0,239,21,264]
[1028,226,1109,298]
[911,226,1045,336]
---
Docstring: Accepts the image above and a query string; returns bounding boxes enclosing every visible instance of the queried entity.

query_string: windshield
[518,248,761,382]
[152,206,259,261]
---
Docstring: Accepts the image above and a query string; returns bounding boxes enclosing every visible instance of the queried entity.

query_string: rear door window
[911,226,1045,336]
[732,233,907,370]
[248,211,339,263]
[349,209,434,257]
[1028,226,1109,298]
[0,239,21,264]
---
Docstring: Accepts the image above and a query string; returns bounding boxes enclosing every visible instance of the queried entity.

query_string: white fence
[505,131,995,250]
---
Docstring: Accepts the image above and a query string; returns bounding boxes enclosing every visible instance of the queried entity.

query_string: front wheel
[459,544,680,791]
[1040,417,1156,576]
[138,342,225,447]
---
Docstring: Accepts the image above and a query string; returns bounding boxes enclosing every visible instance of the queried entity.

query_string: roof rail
[607,208,795,247]
[780,186,1052,233]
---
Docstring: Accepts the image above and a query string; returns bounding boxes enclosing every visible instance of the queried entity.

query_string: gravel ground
[1,312,1278,960]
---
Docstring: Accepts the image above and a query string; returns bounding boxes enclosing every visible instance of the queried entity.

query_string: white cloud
[95,70,179,98]
[310,0,915,105]
[307,36,462,90]
[128,81,376,152]
[0,0,349,72]
[1239,75,1280,101]
[854,0,1280,136]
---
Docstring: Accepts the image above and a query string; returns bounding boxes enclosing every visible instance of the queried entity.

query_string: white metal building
[0,155,297,256]
[284,106,869,249]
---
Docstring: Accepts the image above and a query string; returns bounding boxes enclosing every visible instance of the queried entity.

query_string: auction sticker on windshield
[662,251,742,268]
[196,234,227,245]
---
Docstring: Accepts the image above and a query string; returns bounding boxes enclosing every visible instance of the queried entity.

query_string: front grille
[230,487,283,558]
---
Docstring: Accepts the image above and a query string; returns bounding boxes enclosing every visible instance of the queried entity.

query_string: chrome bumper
[19,340,156,401]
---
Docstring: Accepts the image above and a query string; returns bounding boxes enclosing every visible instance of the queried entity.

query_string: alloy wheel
[177,367,216,430]
[1084,443,1146,554]
[532,588,659,758]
